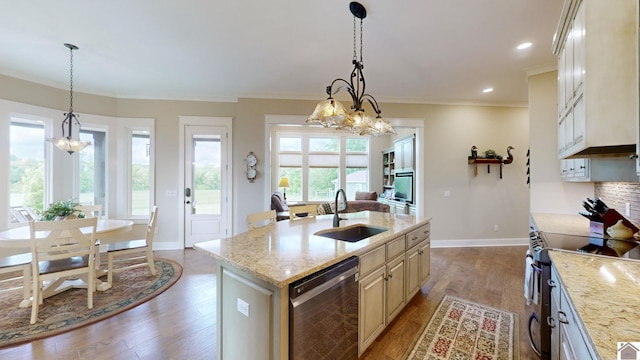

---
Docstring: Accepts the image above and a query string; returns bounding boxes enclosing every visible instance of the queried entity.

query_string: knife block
[590,209,639,237]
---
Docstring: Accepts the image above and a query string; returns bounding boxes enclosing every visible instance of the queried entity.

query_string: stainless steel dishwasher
[289,256,359,359]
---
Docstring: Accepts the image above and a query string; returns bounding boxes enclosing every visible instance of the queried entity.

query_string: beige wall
[528,71,593,215]
[1,74,533,247]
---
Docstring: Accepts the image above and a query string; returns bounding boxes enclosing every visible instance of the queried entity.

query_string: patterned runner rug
[0,258,182,348]
[406,295,519,360]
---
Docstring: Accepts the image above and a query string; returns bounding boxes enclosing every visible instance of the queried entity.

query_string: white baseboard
[152,241,184,250]
[431,237,529,248]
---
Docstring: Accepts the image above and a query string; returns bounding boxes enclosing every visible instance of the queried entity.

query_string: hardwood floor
[0,246,538,359]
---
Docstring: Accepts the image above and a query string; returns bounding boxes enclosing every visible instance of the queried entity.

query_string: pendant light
[307,2,396,136]
[50,43,91,154]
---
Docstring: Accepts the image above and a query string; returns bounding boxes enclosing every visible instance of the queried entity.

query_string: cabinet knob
[547,279,556,289]
[547,316,556,328]
[558,310,569,324]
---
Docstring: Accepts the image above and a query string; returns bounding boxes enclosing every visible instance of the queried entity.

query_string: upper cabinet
[394,135,415,173]
[554,0,638,159]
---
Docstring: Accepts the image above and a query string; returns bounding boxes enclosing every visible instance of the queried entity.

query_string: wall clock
[245,152,258,182]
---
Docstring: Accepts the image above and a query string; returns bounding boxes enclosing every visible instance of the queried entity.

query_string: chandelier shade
[49,43,91,154]
[307,2,396,136]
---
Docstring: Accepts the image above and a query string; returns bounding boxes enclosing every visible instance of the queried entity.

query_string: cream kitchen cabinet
[554,0,638,159]
[559,157,638,182]
[358,235,406,355]
[394,134,415,173]
[550,264,597,360]
[405,223,431,299]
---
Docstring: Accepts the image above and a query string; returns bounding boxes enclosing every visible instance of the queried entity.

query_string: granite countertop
[549,250,640,359]
[194,211,431,288]
[530,212,590,236]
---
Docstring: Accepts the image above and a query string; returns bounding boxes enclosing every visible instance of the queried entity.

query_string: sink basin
[314,225,388,242]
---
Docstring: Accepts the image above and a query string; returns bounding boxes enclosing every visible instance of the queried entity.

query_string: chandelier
[50,43,91,154]
[307,2,396,136]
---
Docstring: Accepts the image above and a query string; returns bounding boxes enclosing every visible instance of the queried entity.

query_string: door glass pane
[309,167,338,201]
[10,120,45,222]
[79,130,105,213]
[131,132,150,216]
[192,135,221,215]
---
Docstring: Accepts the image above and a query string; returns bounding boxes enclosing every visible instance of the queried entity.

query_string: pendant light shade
[49,43,91,154]
[307,2,396,136]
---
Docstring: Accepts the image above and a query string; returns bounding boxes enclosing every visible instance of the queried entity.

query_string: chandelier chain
[360,17,363,65]
[69,46,74,112]
[352,16,357,61]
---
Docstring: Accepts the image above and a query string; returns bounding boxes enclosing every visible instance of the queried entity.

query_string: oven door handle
[531,263,542,273]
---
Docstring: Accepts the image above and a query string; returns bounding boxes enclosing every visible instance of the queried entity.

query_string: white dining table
[0,218,134,306]
[0,218,134,247]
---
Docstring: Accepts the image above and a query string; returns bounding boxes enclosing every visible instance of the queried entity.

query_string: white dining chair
[247,210,277,230]
[74,205,102,219]
[105,206,158,288]
[0,253,32,307]
[289,204,318,220]
[29,217,98,324]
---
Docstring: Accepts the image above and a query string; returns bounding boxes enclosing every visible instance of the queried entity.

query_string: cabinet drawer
[360,246,385,276]
[407,223,430,249]
[386,236,406,260]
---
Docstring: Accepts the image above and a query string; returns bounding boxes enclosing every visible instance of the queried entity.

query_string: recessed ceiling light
[517,42,532,50]
[483,88,494,93]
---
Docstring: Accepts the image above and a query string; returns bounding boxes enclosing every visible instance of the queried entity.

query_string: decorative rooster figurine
[502,146,514,164]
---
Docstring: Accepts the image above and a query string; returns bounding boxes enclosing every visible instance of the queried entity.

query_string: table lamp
[278,177,290,201]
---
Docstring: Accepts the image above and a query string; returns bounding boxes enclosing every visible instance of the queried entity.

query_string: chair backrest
[29,217,98,267]
[271,192,289,212]
[289,204,318,220]
[247,210,277,230]
[145,206,159,245]
[74,205,102,218]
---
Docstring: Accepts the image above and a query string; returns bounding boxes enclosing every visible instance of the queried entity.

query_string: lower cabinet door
[386,255,406,322]
[359,266,386,355]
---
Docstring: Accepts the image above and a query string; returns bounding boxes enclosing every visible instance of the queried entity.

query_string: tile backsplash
[595,182,640,226]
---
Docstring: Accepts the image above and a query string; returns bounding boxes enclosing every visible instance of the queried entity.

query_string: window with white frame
[131,131,151,216]
[9,117,46,222]
[79,129,106,214]
[2,100,154,226]
[274,127,370,203]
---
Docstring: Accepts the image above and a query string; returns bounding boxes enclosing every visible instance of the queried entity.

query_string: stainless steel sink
[314,225,388,242]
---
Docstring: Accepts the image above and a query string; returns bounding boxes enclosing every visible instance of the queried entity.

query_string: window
[131,132,150,216]
[79,129,106,213]
[274,127,370,203]
[9,119,46,221]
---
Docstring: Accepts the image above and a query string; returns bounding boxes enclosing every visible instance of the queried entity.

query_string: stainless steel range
[527,216,640,359]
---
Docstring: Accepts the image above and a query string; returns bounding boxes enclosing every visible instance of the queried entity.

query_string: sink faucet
[333,189,348,227]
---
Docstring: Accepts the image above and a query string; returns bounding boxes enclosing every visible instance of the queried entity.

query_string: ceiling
[0,0,563,107]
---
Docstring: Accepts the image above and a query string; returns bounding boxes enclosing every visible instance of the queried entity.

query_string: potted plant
[38,199,84,221]
[483,149,497,159]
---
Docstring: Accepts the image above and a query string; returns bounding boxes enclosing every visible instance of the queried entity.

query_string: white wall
[528,71,593,215]
[1,74,534,248]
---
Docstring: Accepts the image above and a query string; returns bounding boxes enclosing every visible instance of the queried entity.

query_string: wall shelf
[467,146,514,179]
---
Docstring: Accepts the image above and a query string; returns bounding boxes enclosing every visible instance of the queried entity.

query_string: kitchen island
[549,250,640,359]
[194,211,431,360]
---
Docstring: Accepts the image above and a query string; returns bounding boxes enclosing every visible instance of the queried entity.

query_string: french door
[182,120,231,247]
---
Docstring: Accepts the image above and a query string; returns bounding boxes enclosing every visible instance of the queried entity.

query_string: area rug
[406,295,519,360]
[0,258,182,348]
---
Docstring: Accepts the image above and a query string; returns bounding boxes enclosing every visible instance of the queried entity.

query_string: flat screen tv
[394,172,413,204]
